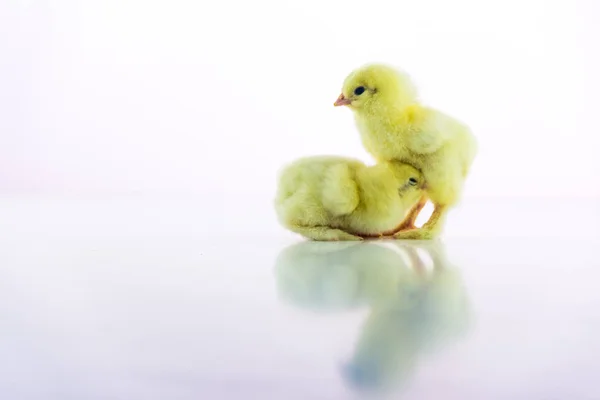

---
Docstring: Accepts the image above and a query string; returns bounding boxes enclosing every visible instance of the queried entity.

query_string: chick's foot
[391,221,416,233]
[391,195,428,233]
[393,228,437,240]
[318,230,365,242]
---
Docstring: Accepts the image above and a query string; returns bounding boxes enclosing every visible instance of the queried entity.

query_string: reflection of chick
[334,64,478,239]
[274,241,421,310]
[343,243,471,391]
[274,156,424,241]
[273,240,471,393]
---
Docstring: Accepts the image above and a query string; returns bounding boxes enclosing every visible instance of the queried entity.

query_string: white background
[1,0,599,199]
[2,4,600,398]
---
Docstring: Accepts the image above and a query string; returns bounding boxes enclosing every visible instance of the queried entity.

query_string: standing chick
[274,156,424,241]
[334,63,478,239]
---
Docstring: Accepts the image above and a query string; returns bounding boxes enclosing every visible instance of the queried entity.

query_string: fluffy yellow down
[336,63,478,239]
[274,155,424,241]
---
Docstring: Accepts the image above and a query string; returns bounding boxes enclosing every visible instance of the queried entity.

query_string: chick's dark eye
[354,86,365,96]
[408,177,418,186]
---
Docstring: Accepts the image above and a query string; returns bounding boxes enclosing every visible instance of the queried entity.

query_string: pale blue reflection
[274,240,473,393]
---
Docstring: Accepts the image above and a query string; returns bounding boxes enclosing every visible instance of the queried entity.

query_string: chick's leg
[393,204,448,240]
[393,195,428,232]
[422,205,448,231]
[290,225,364,241]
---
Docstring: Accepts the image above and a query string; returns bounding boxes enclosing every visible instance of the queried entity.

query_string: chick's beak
[334,93,352,107]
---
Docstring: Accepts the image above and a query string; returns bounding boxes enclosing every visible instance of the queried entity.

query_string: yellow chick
[334,63,478,239]
[274,156,424,241]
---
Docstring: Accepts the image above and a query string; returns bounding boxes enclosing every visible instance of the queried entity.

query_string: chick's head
[334,63,418,113]
[388,162,424,206]
[390,163,423,189]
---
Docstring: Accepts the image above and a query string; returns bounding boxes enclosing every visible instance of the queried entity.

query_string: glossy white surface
[1,196,599,399]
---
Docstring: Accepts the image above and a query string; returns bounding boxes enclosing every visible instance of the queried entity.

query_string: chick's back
[358,106,477,207]
[274,156,364,227]
[408,107,477,206]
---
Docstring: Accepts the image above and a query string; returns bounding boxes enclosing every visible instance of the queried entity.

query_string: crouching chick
[274,156,424,241]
